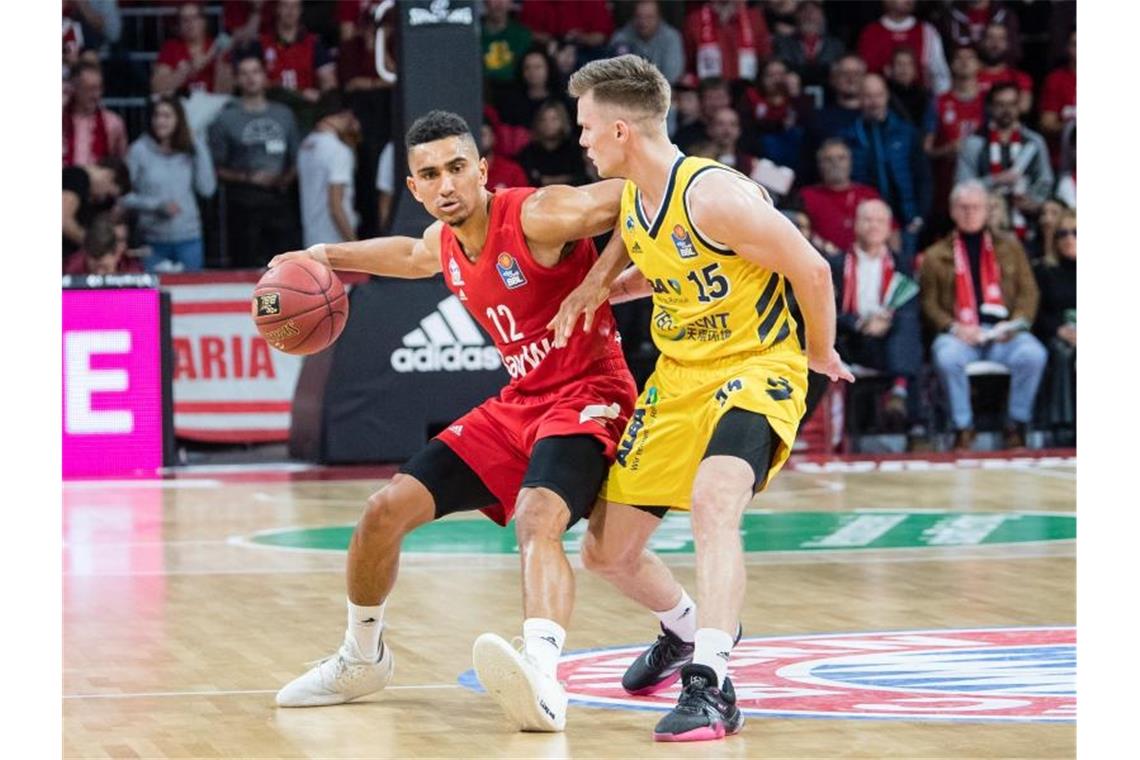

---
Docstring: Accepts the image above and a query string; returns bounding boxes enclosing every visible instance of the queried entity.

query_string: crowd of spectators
[62,0,1076,449]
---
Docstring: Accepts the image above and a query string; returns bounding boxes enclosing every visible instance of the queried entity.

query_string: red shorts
[435,365,637,525]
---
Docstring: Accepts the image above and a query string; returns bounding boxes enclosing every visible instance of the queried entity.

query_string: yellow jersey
[619,154,803,365]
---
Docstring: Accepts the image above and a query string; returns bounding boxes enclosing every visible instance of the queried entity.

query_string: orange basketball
[251,258,349,355]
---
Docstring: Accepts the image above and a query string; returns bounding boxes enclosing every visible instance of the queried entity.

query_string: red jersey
[857,18,927,83]
[800,183,882,253]
[438,188,627,396]
[934,91,984,146]
[156,38,219,93]
[1040,66,1077,122]
[259,30,330,91]
[977,65,1033,97]
[486,154,530,191]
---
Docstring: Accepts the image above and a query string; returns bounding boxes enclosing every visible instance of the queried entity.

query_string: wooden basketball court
[63,453,1075,758]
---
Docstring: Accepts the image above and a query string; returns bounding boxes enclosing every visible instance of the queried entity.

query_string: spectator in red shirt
[336,0,384,44]
[799,138,882,255]
[480,119,530,192]
[856,0,950,95]
[63,61,127,168]
[926,45,984,234]
[520,0,613,53]
[938,0,1021,63]
[683,0,772,82]
[976,21,1032,115]
[772,0,846,90]
[259,0,336,103]
[741,58,807,134]
[152,2,234,96]
[63,213,143,276]
[1039,29,1076,165]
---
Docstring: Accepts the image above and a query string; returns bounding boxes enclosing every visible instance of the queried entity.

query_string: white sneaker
[276,634,394,707]
[472,633,568,732]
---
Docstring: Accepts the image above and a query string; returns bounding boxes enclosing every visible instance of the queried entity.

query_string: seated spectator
[857,0,950,95]
[121,96,216,272]
[673,77,732,154]
[223,1,275,50]
[517,101,587,187]
[956,83,1053,240]
[741,58,808,134]
[494,48,568,128]
[63,213,143,276]
[921,180,1046,450]
[258,0,336,103]
[610,1,684,85]
[840,73,930,263]
[520,0,613,63]
[939,0,1021,62]
[1039,29,1077,168]
[668,74,702,138]
[63,157,130,258]
[1032,209,1076,440]
[682,0,772,82]
[63,61,127,168]
[480,120,530,192]
[152,2,234,96]
[799,139,882,254]
[976,21,1032,114]
[298,96,361,248]
[926,45,983,233]
[800,53,865,183]
[830,199,924,439]
[772,1,845,90]
[704,107,756,175]
[885,46,935,132]
[482,0,534,86]
[1025,198,1064,263]
[336,0,385,44]
[208,51,300,268]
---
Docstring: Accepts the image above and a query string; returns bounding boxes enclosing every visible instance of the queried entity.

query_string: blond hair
[568,54,671,121]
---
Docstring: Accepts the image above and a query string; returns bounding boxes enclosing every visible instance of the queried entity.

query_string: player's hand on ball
[547,279,608,348]
[809,349,855,383]
[269,244,330,270]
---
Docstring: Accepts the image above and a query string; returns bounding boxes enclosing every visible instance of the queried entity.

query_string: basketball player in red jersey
[271,111,640,732]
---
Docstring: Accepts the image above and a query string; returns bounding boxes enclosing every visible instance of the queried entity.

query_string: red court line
[175,429,288,444]
[175,401,293,414]
[172,301,252,315]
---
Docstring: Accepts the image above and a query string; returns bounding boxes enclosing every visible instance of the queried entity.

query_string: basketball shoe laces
[674,672,723,716]
[646,628,687,669]
[305,635,383,688]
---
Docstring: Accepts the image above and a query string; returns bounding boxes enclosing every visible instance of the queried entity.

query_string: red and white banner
[163,272,303,443]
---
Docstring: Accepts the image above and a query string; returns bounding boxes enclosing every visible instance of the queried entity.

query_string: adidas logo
[390,296,502,373]
[631,241,642,254]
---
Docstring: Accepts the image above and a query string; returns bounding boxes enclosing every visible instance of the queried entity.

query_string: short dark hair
[97,156,131,195]
[987,81,1020,106]
[84,213,118,258]
[70,60,102,82]
[405,110,474,151]
[233,48,265,70]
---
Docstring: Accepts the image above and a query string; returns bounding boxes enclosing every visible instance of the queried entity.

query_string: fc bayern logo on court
[553,627,1074,723]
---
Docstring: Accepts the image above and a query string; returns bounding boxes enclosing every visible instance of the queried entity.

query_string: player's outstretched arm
[688,172,854,383]
[268,222,443,279]
[520,178,625,246]
[547,226,632,347]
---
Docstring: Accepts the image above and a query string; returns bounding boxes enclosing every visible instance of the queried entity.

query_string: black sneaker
[651,664,744,742]
[622,623,743,696]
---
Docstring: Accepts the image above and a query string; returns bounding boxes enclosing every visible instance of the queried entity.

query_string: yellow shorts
[600,349,807,510]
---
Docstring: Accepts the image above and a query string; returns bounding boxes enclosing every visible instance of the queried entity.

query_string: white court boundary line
[63,684,460,700]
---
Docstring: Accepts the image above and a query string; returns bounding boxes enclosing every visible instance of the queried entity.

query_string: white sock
[653,589,697,642]
[692,627,735,688]
[523,618,566,679]
[346,599,386,661]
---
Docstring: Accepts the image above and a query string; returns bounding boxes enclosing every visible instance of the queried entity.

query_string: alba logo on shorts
[390,296,501,373]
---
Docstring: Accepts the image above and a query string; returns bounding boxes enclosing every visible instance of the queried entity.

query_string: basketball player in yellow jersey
[551,55,854,742]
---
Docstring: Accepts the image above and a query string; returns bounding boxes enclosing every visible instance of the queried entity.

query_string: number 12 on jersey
[486,304,523,343]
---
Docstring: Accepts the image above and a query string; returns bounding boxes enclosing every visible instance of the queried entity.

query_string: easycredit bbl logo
[391,295,501,373]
